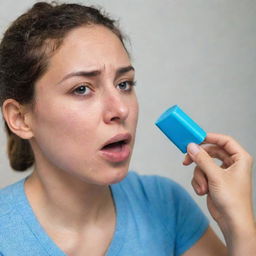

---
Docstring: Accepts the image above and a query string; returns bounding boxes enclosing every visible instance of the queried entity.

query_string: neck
[25,166,114,232]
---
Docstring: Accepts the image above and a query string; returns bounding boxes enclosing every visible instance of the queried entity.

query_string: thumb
[187,143,218,178]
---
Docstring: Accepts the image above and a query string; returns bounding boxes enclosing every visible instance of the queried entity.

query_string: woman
[0,2,255,255]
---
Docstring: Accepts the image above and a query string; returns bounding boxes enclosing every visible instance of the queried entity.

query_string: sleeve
[156,176,209,256]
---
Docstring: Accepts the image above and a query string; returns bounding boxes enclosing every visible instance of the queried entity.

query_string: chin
[101,165,129,185]
[70,161,130,186]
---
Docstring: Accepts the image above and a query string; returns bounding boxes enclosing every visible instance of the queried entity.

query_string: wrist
[226,227,256,256]
[218,213,256,255]
[218,212,255,237]
[216,201,255,233]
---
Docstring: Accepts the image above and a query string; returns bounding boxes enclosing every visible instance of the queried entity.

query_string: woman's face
[29,25,138,185]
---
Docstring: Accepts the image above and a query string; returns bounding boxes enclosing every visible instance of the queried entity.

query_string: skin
[183,134,256,255]
[4,25,139,255]
[2,25,255,255]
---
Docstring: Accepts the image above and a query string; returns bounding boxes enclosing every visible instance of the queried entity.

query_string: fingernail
[188,143,200,155]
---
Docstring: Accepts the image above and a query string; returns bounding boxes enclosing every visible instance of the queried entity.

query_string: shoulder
[119,172,209,255]
[121,170,187,197]
[118,170,191,211]
[0,178,25,216]
[119,171,208,223]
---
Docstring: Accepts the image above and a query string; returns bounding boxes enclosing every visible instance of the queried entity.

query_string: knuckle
[246,154,254,165]
[191,179,200,195]
[225,135,233,142]
[191,178,197,189]
[242,152,253,161]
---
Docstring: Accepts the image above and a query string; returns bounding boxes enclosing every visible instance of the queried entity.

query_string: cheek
[33,90,102,136]
[35,104,96,140]
[129,96,139,128]
[31,97,102,169]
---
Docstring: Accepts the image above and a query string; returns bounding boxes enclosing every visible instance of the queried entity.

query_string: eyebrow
[57,65,135,84]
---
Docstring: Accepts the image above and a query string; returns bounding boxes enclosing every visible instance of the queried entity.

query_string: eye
[117,80,136,91]
[73,85,92,96]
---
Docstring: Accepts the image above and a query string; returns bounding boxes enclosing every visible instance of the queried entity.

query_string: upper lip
[101,133,132,149]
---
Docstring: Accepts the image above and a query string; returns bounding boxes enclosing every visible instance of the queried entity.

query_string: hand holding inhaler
[156,105,255,254]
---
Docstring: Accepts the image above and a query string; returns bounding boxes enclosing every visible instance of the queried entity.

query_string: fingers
[187,143,220,179]
[182,154,193,165]
[191,166,208,195]
[204,133,248,156]
[202,144,234,168]
[183,144,234,168]
[184,133,253,181]
[205,133,254,169]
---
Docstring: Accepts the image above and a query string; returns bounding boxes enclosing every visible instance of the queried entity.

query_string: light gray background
[0,0,255,241]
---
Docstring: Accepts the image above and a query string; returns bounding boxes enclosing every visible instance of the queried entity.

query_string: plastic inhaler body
[155,105,207,153]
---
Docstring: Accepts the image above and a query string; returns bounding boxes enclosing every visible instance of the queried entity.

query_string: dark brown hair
[0,1,128,171]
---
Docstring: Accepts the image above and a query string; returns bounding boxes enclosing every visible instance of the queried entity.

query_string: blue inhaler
[155,105,207,153]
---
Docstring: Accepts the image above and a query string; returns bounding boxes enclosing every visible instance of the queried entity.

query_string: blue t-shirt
[0,171,209,256]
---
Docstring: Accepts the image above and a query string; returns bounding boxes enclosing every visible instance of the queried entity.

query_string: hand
[183,133,254,235]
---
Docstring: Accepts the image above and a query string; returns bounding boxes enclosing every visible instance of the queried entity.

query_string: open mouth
[99,133,132,162]
[101,140,127,152]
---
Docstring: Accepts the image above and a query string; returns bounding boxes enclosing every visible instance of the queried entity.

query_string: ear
[2,99,34,139]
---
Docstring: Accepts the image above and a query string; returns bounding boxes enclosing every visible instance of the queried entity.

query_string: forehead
[47,25,130,72]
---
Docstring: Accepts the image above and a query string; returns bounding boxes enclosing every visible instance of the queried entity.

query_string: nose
[102,88,129,124]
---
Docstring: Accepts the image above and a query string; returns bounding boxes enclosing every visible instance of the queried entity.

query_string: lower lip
[99,143,131,163]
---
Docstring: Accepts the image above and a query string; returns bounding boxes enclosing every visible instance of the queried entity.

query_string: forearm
[219,214,256,256]
[226,229,256,256]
